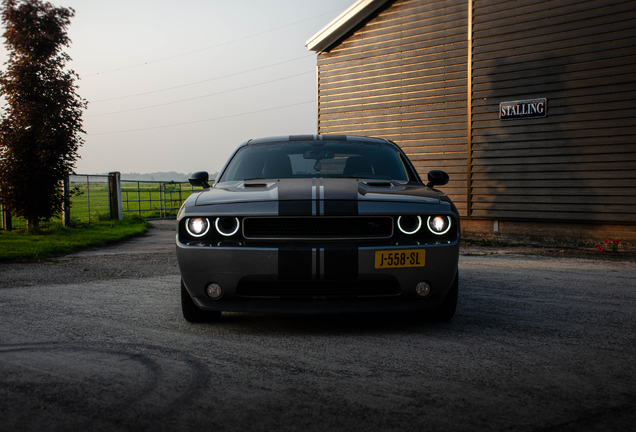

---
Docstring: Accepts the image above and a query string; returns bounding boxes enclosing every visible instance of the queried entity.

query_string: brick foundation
[461,219,636,250]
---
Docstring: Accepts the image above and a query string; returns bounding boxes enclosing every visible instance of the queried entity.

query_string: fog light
[415,281,431,298]
[206,283,222,299]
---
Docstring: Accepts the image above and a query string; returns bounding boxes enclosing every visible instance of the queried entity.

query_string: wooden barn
[306,0,636,245]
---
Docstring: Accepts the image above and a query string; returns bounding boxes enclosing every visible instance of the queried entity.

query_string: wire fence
[1,173,198,230]
[69,174,111,223]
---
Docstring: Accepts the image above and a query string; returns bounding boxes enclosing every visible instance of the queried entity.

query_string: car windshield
[221,141,410,181]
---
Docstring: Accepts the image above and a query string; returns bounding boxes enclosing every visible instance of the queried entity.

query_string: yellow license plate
[375,249,425,269]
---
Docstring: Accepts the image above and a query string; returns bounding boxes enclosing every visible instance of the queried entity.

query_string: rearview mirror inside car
[303,150,335,160]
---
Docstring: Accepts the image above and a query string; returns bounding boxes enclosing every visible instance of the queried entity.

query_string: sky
[0,0,353,175]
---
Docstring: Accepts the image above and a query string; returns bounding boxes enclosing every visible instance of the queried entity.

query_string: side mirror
[189,171,210,189]
[426,170,449,188]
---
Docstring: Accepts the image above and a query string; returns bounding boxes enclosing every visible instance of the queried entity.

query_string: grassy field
[0,216,152,261]
[3,180,196,229]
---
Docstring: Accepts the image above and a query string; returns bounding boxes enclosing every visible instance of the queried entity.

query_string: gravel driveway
[1,220,635,432]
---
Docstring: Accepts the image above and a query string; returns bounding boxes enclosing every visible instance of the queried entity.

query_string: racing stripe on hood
[277,178,359,216]
[278,178,313,215]
[322,178,358,216]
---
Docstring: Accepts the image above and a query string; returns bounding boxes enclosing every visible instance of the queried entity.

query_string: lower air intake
[236,278,400,298]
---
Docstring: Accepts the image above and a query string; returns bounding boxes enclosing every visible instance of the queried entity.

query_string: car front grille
[242,216,393,239]
[236,278,401,298]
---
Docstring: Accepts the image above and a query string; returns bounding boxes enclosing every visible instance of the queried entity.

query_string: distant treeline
[98,172,219,182]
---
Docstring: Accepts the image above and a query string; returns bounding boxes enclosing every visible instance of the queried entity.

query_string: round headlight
[397,215,422,235]
[186,218,210,237]
[427,216,452,235]
[215,217,240,236]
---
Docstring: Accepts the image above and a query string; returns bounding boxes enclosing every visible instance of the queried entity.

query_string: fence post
[160,183,164,218]
[108,172,123,220]
[1,204,11,231]
[86,176,91,223]
[136,182,140,218]
[62,174,71,226]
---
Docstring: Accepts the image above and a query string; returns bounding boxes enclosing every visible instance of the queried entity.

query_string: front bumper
[177,239,459,314]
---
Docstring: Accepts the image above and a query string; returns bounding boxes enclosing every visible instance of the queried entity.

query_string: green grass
[0,216,152,261]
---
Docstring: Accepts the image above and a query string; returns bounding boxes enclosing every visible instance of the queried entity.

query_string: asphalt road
[1,220,635,432]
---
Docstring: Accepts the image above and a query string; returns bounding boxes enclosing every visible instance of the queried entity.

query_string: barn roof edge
[305,0,391,53]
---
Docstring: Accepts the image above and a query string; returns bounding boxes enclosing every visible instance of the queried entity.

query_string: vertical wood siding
[317,0,469,216]
[316,0,636,224]
[471,0,636,223]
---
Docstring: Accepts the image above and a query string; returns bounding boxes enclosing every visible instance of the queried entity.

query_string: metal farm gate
[120,180,195,218]
[1,173,195,230]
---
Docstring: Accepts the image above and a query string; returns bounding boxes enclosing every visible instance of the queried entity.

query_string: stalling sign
[499,98,547,120]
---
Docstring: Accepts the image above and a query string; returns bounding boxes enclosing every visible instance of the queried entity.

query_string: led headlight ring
[186,218,210,237]
[427,216,452,235]
[397,215,422,235]
[215,217,240,237]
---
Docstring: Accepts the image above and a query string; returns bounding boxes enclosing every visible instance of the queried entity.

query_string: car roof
[247,135,391,145]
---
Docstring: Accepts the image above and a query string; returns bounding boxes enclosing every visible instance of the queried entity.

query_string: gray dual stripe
[310,178,325,216]
[319,178,324,216]
[280,246,356,281]
[311,248,325,280]
[278,177,357,216]
[288,135,348,142]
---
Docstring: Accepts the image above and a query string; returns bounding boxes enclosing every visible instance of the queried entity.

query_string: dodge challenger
[176,135,459,322]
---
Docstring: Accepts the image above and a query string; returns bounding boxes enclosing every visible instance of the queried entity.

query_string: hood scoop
[357,180,439,203]
[195,180,278,206]
[361,180,407,188]
[364,181,394,187]
[238,181,277,189]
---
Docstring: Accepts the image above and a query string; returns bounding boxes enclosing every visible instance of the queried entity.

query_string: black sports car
[176,135,459,322]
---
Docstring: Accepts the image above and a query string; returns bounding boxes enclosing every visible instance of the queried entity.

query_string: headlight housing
[427,216,452,235]
[397,215,422,235]
[215,217,240,236]
[186,218,210,237]
[179,216,244,243]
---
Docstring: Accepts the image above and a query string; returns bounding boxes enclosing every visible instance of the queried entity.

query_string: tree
[0,0,86,230]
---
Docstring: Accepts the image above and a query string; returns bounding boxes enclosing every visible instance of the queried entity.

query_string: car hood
[195,179,440,206]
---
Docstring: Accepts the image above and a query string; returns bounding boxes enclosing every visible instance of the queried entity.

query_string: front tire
[181,279,221,323]
[427,271,458,322]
